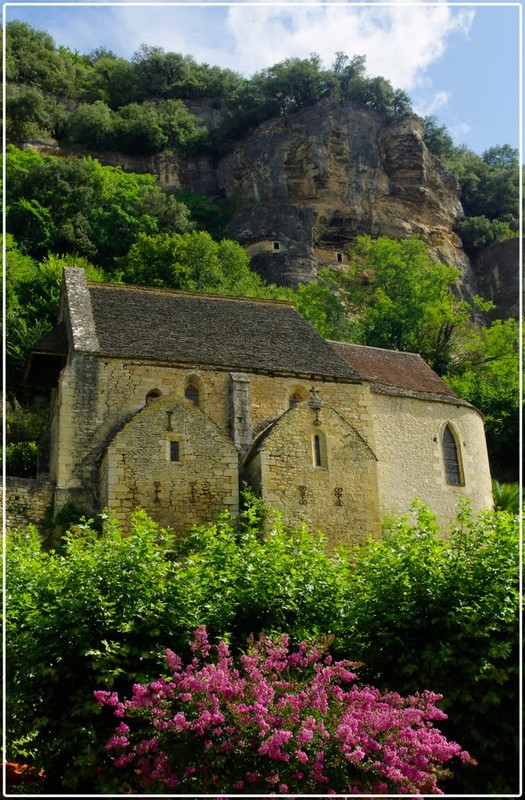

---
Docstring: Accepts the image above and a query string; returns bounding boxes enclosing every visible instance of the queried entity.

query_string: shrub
[6,512,176,792]
[492,479,520,514]
[95,627,473,794]
[335,501,520,794]
[6,500,519,794]
[4,441,38,476]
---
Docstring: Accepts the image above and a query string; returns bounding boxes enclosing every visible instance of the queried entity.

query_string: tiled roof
[86,283,363,381]
[329,341,459,399]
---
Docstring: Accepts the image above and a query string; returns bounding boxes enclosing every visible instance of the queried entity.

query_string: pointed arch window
[442,424,464,486]
[289,393,301,409]
[314,434,322,466]
[185,384,199,407]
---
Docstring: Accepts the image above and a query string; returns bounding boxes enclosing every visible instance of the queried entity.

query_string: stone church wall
[370,391,493,528]
[50,353,375,504]
[99,392,239,533]
[244,401,381,547]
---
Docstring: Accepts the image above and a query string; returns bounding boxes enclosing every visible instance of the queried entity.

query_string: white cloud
[413,90,451,118]
[225,1,475,88]
[8,2,474,91]
[449,121,471,141]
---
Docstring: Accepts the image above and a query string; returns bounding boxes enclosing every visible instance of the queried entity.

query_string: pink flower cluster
[94,627,474,794]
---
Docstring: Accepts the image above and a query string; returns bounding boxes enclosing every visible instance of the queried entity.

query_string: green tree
[294,269,353,340]
[115,101,168,154]
[6,84,55,141]
[6,500,519,794]
[6,146,192,268]
[445,317,519,481]
[326,235,471,374]
[5,236,106,387]
[81,52,139,108]
[455,214,515,256]
[336,502,519,794]
[445,144,519,226]
[422,115,456,162]
[116,230,289,298]
[6,20,63,91]
[68,100,116,149]
[254,54,337,117]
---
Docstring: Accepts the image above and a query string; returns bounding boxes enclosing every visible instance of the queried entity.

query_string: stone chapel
[23,268,493,545]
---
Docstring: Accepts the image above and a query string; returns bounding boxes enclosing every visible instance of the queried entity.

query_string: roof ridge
[87,281,294,308]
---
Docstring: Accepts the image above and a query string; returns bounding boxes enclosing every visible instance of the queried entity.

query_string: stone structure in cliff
[52,100,477,297]
[216,102,475,293]
[16,268,494,542]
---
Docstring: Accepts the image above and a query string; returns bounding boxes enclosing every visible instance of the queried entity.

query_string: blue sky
[3,1,522,155]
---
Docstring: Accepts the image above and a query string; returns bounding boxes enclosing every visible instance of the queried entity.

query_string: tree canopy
[6,21,412,158]
[116,230,291,299]
[423,118,519,254]
[6,146,192,266]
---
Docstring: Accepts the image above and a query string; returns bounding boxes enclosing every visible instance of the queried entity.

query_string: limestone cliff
[215,100,475,291]
[32,99,478,294]
[471,238,520,320]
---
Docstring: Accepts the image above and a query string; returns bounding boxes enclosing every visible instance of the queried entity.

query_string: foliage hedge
[6,496,519,794]
[3,441,38,477]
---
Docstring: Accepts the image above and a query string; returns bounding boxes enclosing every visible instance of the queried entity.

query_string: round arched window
[146,389,161,405]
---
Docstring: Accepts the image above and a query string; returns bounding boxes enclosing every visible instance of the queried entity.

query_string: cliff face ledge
[27,99,477,294]
[471,238,520,321]
[215,100,475,290]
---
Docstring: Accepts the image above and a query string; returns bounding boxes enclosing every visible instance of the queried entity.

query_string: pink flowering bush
[95,627,474,794]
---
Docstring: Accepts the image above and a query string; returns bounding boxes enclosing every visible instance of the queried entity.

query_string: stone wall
[99,392,239,533]
[244,400,381,547]
[2,476,54,529]
[370,390,493,528]
[51,353,373,494]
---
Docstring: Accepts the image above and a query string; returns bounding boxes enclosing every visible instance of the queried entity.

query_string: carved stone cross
[309,385,322,423]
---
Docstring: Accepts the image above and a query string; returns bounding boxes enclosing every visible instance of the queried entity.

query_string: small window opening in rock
[273,241,281,251]
[336,252,343,263]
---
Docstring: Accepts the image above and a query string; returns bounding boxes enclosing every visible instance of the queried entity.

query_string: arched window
[287,386,308,409]
[185,384,199,406]
[442,424,464,486]
[146,389,161,405]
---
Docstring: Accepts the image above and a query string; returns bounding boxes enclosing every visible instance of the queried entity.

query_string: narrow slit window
[170,440,180,463]
[442,425,463,485]
[314,434,322,467]
[273,241,281,251]
[336,252,343,263]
